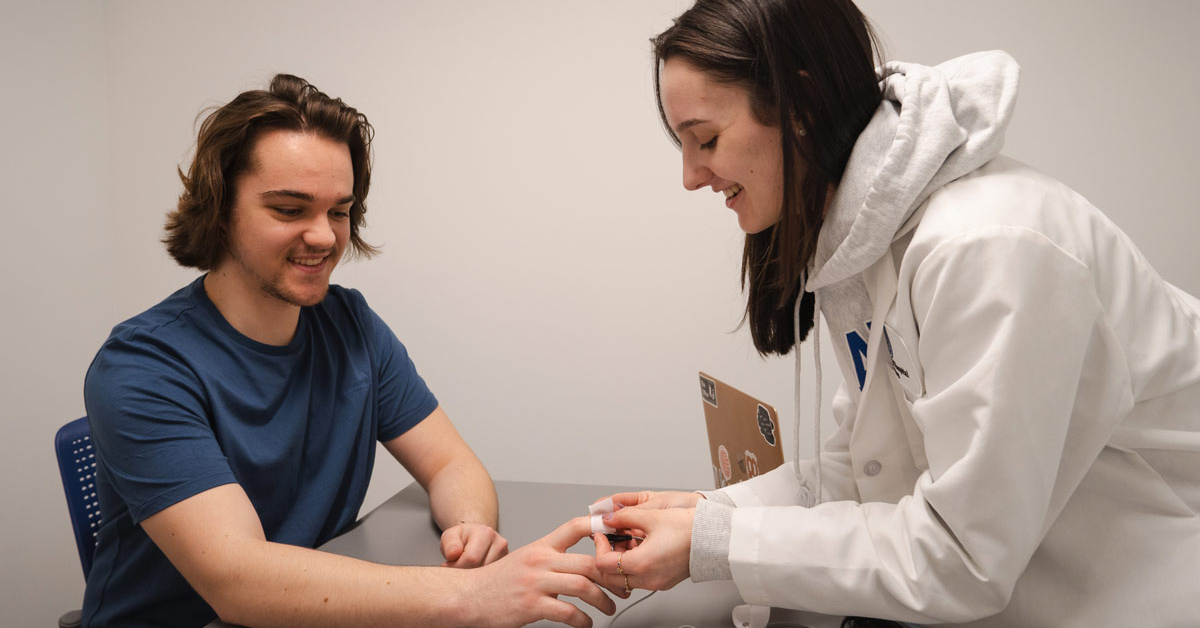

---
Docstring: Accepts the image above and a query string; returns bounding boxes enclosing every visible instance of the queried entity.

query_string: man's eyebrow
[259,190,355,205]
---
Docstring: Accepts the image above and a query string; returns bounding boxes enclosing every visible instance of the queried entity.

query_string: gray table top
[207,479,840,628]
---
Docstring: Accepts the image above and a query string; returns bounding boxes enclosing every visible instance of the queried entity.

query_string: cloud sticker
[757,404,777,447]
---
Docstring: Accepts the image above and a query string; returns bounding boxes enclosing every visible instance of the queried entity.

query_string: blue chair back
[55,417,102,578]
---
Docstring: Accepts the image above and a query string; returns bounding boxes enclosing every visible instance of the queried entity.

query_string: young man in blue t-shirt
[82,74,613,628]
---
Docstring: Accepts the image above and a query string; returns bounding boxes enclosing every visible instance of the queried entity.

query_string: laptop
[698,372,785,489]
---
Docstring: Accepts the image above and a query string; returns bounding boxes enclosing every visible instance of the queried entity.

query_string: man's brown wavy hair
[163,74,378,269]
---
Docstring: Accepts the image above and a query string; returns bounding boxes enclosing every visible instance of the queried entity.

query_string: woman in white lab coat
[592,1,1200,626]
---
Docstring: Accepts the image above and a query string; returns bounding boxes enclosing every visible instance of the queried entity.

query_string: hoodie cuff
[689,498,733,582]
[696,490,736,507]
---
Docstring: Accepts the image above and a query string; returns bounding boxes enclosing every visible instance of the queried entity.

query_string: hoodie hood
[808,50,1021,291]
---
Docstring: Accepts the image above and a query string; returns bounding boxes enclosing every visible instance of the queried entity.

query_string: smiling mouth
[723,184,743,200]
[290,256,326,267]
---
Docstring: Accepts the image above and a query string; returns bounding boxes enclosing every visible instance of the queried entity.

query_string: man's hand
[463,516,616,628]
[441,522,509,568]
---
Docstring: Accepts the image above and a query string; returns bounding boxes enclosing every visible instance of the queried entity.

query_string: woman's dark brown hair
[652,0,882,355]
[164,74,378,269]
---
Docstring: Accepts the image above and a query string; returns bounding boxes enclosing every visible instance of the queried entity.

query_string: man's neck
[203,271,301,346]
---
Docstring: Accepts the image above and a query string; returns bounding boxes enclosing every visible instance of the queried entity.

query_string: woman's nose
[682,155,712,191]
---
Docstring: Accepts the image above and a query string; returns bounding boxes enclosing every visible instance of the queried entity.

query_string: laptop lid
[698,371,784,489]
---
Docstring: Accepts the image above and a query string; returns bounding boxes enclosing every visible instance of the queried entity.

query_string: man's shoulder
[315,284,378,325]
[111,277,209,335]
[84,279,217,412]
[323,283,366,307]
[94,278,216,370]
[311,285,408,359]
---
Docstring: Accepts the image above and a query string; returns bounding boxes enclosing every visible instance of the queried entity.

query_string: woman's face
[660,57,786,234]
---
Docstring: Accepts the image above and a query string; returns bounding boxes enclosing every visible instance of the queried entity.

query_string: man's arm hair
[141,483,471,628]
[382,405,499,531]
[141,482,614,628]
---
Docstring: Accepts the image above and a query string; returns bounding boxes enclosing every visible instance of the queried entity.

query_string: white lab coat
[719,156,1200,627]
[700,52,1200,627]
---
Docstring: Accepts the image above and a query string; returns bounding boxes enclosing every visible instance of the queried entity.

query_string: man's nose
[303,215,337,249]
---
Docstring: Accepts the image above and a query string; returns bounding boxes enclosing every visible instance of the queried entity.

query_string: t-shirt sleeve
[84,332,237,524]
[355,299,439,442]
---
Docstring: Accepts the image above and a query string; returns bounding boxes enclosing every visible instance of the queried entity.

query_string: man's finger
[442,543,463,561]
[540,597,594,628]
[484,539,508,565]
[457,536,488,567]
[543,516,594,552]
[549,572,617,616]
[548,550,601,578]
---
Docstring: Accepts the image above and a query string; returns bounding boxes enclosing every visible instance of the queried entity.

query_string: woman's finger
[602,491,655,508]
[604,505,656,533]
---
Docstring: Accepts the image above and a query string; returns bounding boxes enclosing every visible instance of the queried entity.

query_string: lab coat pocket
[882,323,925,403]
[883,323,930,471]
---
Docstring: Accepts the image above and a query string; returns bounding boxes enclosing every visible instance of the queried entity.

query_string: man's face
[218,129,354,308]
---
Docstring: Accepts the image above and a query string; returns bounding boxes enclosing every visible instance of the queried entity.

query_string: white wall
[3,1,1197,625]
[1,1,116,626]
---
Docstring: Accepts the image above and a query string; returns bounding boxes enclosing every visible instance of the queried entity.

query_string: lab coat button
[864,460,882,476]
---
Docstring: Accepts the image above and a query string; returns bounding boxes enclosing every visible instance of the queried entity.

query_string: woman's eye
[699,136,718,150]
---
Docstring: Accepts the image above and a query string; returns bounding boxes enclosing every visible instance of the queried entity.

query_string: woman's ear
[792,70,814,137]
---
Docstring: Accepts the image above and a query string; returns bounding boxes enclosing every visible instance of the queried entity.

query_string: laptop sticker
[757,404,777,447]
[718,444,732,483]
[743,450,761,479]
[700,374,718,407]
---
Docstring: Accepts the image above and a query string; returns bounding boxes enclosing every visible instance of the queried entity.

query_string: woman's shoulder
[908,156,1107,255]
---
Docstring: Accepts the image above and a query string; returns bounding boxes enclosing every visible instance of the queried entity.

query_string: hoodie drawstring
[794,276,823,505]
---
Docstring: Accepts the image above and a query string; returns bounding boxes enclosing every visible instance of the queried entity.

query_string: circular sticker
[718,445,732,481]
[744,450,760,478]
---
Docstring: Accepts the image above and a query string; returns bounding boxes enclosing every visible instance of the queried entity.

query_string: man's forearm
[200,538,476,628]
[425,454,500,531]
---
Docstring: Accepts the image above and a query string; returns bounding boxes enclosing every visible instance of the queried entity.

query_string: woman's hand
[464,516,616,628]
[599,490,703,511]
[592,506,695,596]
[440,522,509,568]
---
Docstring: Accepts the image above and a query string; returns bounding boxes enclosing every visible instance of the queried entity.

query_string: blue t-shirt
[81,277,438,628]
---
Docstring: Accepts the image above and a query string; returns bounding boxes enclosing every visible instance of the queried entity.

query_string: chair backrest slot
[55,417,103,579]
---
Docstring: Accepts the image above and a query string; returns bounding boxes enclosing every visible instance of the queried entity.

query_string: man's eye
[699,136,718,150]
[330,209,351,220]
[272,207,303,217]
